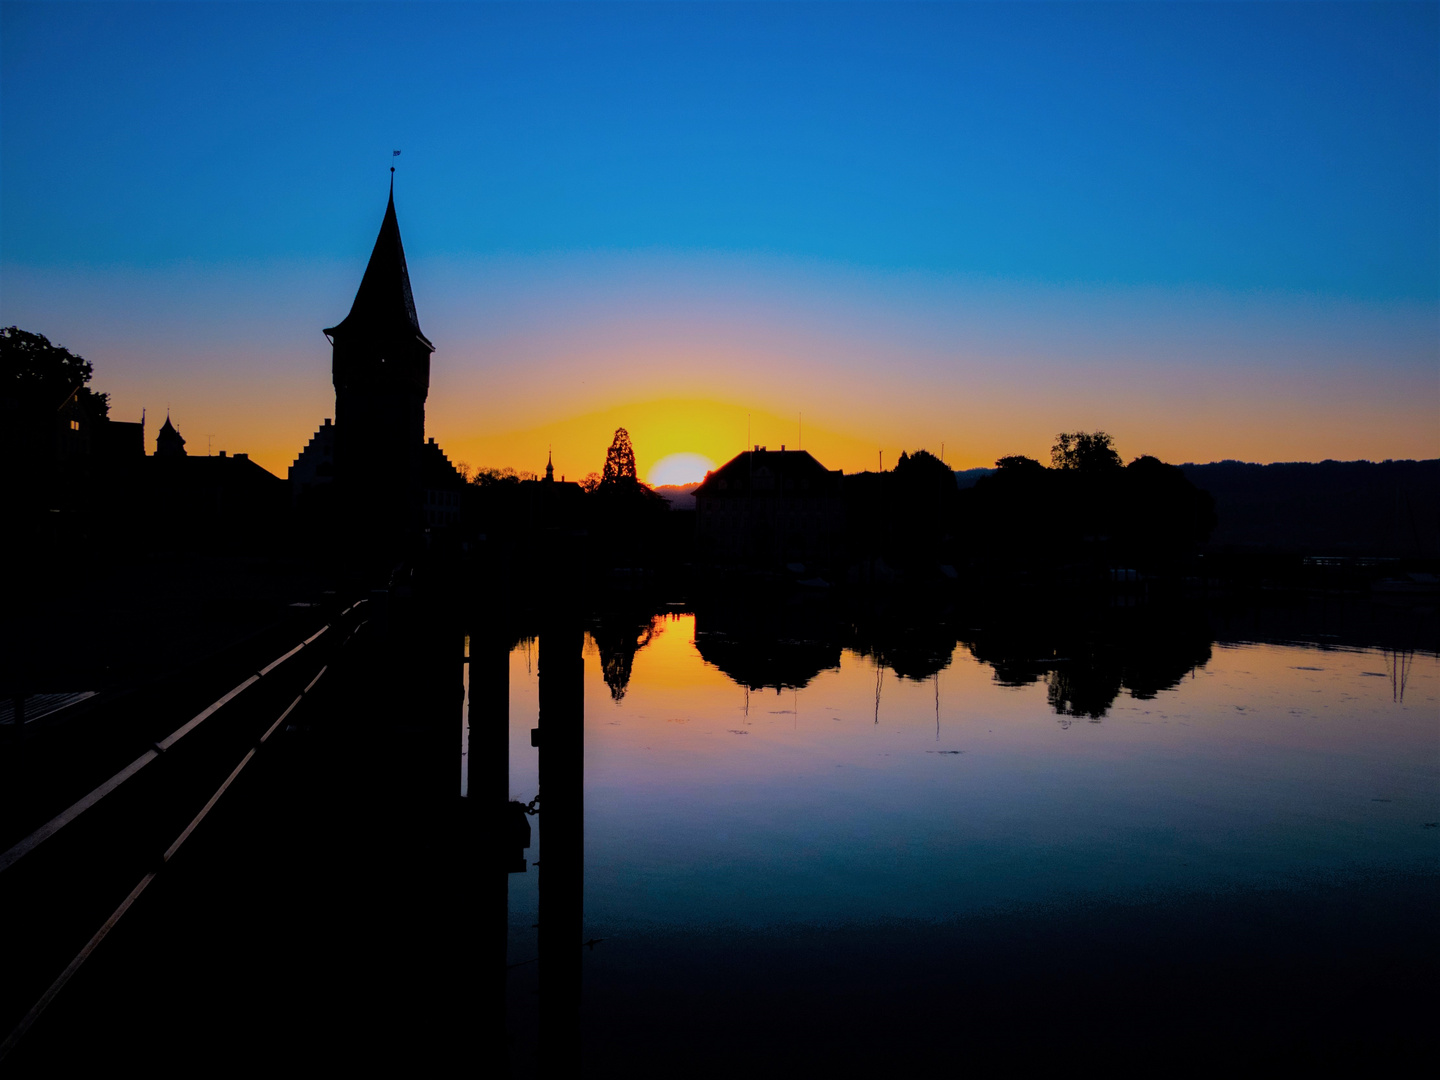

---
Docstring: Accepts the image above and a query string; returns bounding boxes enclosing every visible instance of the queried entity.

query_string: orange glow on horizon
[110,381,1440,485]
[430,398,894,487]
[20,259,1435,481]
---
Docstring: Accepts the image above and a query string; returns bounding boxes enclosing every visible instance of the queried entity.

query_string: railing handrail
[0,618,344,877]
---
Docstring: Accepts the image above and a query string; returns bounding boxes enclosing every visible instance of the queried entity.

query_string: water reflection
[693,625,841,692]
[503,592,1438,1071]
[1385,648,1414,703]
[589,608,660,702]
[684,594,1215,721]
[960,605,1213,721]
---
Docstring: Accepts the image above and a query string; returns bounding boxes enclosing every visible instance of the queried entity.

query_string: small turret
[156,414,186,457]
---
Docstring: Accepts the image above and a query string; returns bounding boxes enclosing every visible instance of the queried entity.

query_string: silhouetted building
[421,437,465,529]
[96,416,144,461]
[145,449,287,553]
[155,415,186,457]
[54,387,91,462]
[694,447,844,565]
[519,453,586,539]
[289,418,335,503]
[2,379,145,551]
[324,178,435,553]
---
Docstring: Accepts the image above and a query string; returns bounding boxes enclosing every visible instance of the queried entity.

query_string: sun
[647,452,717,488]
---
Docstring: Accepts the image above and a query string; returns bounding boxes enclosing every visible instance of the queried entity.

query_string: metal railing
[0,601,370,1062]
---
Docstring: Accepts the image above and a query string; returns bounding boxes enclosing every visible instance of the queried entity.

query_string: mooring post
[537,614,585,1071]
[467,596,513,1061]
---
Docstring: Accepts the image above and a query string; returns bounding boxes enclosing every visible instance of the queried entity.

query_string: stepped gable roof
[421,437,465,489]
[325,180,433,351]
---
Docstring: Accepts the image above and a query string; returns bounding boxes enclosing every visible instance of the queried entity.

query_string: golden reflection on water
[508,615,1437,928]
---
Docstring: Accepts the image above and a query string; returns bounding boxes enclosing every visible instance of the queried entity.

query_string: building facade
[694,447,845,566]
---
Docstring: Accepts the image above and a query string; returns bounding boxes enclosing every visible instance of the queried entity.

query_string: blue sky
[2,2,1437,474]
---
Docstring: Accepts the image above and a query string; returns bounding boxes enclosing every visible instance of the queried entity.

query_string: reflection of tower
[324,176,434,548]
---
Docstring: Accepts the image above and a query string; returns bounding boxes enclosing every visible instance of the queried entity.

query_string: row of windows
[714,478,823,492]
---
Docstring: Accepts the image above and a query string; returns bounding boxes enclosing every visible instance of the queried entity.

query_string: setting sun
[647,452,716,488]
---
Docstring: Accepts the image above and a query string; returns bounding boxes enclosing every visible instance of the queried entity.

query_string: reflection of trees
[589,613,659,702]
[1046,666,1123,720]
[605,593,1212,719]
[961,605,1213,722]
[845,614,960,682]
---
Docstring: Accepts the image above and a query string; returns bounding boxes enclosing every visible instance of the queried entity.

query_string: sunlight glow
[648,452,717,487]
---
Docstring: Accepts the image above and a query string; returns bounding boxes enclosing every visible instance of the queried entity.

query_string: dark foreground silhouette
[2,581,1435,1074]
[3,187,1436,1073]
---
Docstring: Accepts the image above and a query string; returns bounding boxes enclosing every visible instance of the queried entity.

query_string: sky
[2,1,1436,483]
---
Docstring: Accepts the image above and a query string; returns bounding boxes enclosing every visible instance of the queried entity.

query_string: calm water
[501,606,1438,1066]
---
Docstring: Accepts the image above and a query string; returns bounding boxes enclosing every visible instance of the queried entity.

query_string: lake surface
[500,602,1437,1068]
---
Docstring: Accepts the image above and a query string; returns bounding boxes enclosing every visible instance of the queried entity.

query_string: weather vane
[392,149,400,175]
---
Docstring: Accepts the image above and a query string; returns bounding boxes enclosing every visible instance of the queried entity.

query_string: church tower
[324,177,434,548]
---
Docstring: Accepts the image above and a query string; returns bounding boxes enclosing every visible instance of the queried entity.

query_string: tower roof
[325,181,434,351]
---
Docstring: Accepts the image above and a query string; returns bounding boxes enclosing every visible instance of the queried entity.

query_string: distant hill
[654,483,699,510]
[953,468,995,489]
[1180,459,1440,557]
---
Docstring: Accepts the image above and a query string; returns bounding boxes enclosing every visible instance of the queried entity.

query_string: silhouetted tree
[579,472,601,493]
[994,454,1046,475]
[1052,431,1121,473]
[2,326,109,419]
[469,467,523,488]
[885,449,960,573]
[1117,455,1217,559]
[602,428,638,486]
[961,438,1214,574]
[893,448,953,486]
[589,428,668,569]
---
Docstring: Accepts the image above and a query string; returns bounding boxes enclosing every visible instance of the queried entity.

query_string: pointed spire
[325,181,433,351]
[156,413,186,457]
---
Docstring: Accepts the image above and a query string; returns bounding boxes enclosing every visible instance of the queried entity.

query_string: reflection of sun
[629,614,730,691]
[648,452,717,487]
